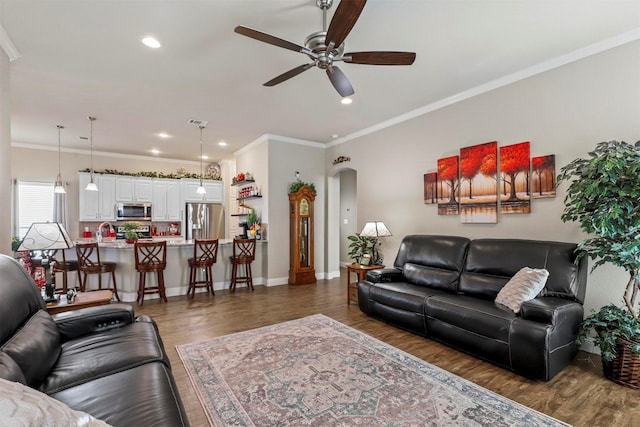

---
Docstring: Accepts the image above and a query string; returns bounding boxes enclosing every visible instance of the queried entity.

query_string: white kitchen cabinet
[79,173,117,221]
[152,179,181,221]
[116,177,153,202]
[182,179,223,203]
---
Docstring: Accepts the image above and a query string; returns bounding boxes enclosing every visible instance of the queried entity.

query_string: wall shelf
[231,213,248,217]
[231,179,255,187]
[236,195,263,201]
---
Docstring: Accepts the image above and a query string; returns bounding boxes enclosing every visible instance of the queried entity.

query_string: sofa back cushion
[0,255,61,386]
[394,235,470,291]
[459,239,587,302]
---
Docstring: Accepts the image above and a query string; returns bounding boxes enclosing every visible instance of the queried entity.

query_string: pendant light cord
[57,125,63,177]
[88,116,95,180]
[199,125,204,185]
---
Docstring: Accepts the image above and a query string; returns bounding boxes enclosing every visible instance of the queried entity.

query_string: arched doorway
[326,167,357,279]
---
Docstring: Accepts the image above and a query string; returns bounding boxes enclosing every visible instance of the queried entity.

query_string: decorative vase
[602,337,640,390]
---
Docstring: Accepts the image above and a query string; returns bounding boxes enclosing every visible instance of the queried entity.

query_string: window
[16,180,54,238]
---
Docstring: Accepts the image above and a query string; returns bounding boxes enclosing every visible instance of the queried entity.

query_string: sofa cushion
[0,352,27,384]
[1,310,61,388]
[402,263,460,292]
[426,295,516,343]
[0,377,111,427]
[369,281,450,313]
[394,235,470,272]
[40,320,169,394]
[50,363,190,427]
[495,267,549,313]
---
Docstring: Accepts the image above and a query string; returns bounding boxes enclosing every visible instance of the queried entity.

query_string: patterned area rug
[177,314,569,426]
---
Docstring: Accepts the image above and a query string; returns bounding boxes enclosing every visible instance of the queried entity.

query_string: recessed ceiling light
[341,97,352,105]
[331,134,339,139]
[142,37,161,49]
[201,155,209,160]
[218,141,228,147]
[150,149,161,155]
[157,132,170,139]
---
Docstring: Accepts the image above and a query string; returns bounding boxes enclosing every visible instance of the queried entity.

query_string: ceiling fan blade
[264,64,314,87]
[234,25,306,53]
[326,66,355,97]
[344,51,416,65]
[325,0,367,48]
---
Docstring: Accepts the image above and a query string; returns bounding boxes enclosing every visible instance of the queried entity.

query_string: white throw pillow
[0,377,112,427]
[495,267,549,313]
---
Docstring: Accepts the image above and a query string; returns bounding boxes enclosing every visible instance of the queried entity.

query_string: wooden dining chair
[75,242,120,301]
[187,239,219,298]
[229,238,256,292]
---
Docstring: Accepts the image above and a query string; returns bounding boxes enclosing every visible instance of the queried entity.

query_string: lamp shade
[359,221,392,238]
[17,222,74,251]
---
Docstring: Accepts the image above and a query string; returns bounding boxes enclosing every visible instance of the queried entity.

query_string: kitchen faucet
[96,222,114,243]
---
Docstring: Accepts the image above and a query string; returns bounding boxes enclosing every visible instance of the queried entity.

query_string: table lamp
[17,222,74,299]
[359,221,392,265]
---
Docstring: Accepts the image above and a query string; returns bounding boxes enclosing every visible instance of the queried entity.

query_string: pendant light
[53,125,66,194]
[85,116,98,191]
[196,125,206,195]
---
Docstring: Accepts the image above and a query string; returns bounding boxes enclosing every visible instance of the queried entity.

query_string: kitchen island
[61,238,267,302]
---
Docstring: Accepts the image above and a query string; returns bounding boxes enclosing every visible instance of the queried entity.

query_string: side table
[46,290,113,315]
[347,263,383,305]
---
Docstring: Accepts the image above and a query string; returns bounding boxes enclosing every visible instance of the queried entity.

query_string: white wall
[326,40,640,315]
[339,169,357,264]
[0,48,10,254]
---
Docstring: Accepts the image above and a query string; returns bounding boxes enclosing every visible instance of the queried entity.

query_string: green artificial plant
[122,221,141,241]
[347,234,381,265]
[289,181,316,195]
[558,140,640,360]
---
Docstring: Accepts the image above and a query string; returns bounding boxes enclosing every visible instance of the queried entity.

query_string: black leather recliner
[0,254,189,426]
[358,235,587,381]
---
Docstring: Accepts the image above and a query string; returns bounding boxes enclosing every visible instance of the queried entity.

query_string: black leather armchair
[0,254,189,426]
[358,235,587,381]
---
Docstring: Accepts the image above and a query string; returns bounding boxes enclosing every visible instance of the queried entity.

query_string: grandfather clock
[289,186,316,285]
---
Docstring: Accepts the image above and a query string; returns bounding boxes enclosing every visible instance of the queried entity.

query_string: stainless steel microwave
[116,203,152,220]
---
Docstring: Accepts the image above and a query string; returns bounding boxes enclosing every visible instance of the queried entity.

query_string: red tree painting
[459,141,498,223]
[500,141,531,214]
[532,154,556,198]
[423,172,437,204]
[437,155,459,215]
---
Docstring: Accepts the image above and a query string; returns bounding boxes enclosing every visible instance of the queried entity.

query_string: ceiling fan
[234,0,416,97]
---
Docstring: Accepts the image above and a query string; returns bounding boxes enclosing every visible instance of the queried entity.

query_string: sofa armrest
[365,268,403,283]
[52,304,136,341]
[520,297,583,325]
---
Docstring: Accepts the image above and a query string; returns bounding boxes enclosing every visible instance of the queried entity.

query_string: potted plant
[246,209,260,238]
[558,140,640,389]
[347,234,381,265]
[122,222,140,243]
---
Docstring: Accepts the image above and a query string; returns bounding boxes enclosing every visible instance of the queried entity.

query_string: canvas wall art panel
[437,155,460,215]
[424,172,438,204]
[459,141,498,223]
[532,154,556,198]
[500,141,531,214]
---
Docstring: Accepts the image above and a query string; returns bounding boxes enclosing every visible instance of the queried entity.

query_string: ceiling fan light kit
[234,0,415,97]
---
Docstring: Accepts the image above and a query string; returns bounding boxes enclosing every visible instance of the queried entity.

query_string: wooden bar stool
[50,249,81,294]
[134,240,167,306]
[187,239,219,298]
[75,242,120,301]
[229,238,256,292]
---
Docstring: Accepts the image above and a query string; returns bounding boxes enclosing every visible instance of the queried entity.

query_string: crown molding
[328,27,640,148]
[0,23,20,61]
[233,133,325,157]
[11,141,200,165]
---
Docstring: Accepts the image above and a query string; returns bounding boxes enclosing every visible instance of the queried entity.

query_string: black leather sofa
[0,254,189,426]
[358,235,587,381]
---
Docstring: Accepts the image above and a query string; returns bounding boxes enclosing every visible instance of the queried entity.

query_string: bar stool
[229,238,256,292]
[75,242,120,301]
[134,240,167,306]
[50,249,81,294]
[187,239,219,298]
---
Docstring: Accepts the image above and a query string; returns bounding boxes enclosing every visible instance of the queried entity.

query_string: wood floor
[133,271,639,427]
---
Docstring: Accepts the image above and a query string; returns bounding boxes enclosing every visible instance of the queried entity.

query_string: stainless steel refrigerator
[185,203,225,240]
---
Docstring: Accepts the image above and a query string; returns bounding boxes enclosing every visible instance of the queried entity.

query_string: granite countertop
[74,238,266,248]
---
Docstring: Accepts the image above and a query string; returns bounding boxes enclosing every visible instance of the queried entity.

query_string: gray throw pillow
[495,267,549,313]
